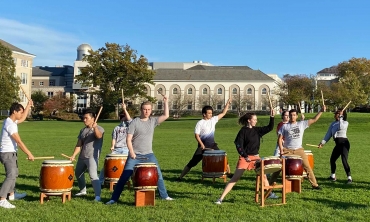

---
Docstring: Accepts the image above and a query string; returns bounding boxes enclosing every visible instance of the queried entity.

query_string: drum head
[203,150,226,155]
[283,155,302,159]
[106,154,128,157]
[304,150,312,153]
[42,160,72,164]
[263,156,280,160]
[135,162,156,166]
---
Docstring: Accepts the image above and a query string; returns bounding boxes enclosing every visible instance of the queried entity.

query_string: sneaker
[8,192,26,200]
[227,174,234,179]
[312,186,322,190]
[268,192,279,199]
[347,179,353,184]
[0,200,16,209]
[75,191,87,196]
[215,199,222,205]
[165,197,174,201]
[327,176,336,182]
[106,200,116,205]
[94,196,101,202]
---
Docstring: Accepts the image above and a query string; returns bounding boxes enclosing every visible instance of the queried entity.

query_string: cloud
[0,18,82,66]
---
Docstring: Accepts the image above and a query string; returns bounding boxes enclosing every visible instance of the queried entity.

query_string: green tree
[75,43,156,118]
[276,74,315,106]
[31,90,49,112]
[0,42,20,110]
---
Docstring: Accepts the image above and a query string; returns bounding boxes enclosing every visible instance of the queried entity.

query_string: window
[187,101,192,110]
[49,81,55,86]
[247,103,252,110]
[157,101,163,110]
[21,60,28,67]
[187,88,193,95]
[172,88,178,95]
[39,82,44,86]
[48,92,54,98]
[261,103,267,110]
[261,88,267,95]
[232,88,237,95]
[32,81,34,86]
[202,88,208,95]
[217,88,222,95]
[247,88,252,95]
[217,104,222,110]
[21,73,27,84]
[14,58,17,65]
[172,103,178,110]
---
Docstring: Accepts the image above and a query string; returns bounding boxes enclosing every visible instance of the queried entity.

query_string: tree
[231,94,255,115]
[76,43,156,118]
[171,94,194,116]
[0,42,20,110]
[31,90,49,112]
[43,91,75,116]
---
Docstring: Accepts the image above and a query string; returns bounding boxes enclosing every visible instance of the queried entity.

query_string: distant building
[0,39,35,108]
[316,66,338,87]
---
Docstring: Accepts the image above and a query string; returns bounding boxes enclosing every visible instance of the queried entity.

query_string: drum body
[132,163,158,190]
[255,156,282,174]
[202,150,227,177]
[303,150,314,177]
[39,160,74,193]
[104,154,128,182]
[285,155,303,180]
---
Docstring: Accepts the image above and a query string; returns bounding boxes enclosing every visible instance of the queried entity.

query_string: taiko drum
[39,160,74,193]
[284,155,303,180]
[132,163,158,190]
[104,154,128,182]
[255,156,282,174]
[202,150,228,178]
[303,150,314,177]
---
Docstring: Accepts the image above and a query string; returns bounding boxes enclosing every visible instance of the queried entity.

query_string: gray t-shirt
[112,120,132,148]
[278,120,309,150]
[78,125,105,159]
[127,117,159,155]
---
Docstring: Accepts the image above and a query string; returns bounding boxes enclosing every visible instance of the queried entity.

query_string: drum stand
[201,174,227,183]
[105,180,131,192]
[40,191,71,204]
[135,189,155,207]
[255,158,286,207]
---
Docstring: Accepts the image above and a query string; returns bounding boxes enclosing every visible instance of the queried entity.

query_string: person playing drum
[0,102,35,209]
[70,109,105,202]
[270,107,326,190]
[99,103,132,185]
[215,109,277,205]
[176,99,232,181]
[318,109,352,184]
[106,95,174,204]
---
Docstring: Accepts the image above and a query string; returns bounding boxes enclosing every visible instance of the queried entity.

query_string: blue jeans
[99,147,129,183]
[110,153,169,201]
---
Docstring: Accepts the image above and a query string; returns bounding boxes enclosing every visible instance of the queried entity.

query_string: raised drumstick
[157,90,164,97]
[95,106,103,123]
[342,101,352,111]
[297,101,301,113]
[267,91,273,110]
[121,89,124,104]
[321,90,325,106]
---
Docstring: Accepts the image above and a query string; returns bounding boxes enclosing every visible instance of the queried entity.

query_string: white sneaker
[0,200,16,209]
[215,199,222,205]
[106,200,116,205]
[75,191,87,197]
[94,196,101,202]
[165,197,174,201]
[8,192,27,200]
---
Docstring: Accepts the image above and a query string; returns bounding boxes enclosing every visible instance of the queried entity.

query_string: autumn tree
[0,42,20,110]
[43,91,75,116]
[75,43,156,118]
[31,90,49,112]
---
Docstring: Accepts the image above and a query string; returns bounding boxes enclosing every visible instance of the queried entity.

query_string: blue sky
[1,1,369,77]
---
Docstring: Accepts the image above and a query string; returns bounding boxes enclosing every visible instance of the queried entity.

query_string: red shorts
[236,155,261,170]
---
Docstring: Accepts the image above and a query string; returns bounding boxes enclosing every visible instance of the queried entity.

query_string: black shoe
[312,186,322,190]
[227,174,234,179]
[175,177,182,182]
[347,179,353,184]
[327,176,336,182]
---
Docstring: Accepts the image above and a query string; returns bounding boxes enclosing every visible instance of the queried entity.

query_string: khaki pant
[270,148,318,187]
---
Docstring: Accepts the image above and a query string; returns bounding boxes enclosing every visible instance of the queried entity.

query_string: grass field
[1,112,370,221]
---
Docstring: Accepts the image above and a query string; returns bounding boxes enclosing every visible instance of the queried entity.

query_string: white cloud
[0,18,82,66]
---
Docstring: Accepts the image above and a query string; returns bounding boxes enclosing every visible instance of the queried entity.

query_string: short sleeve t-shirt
[278,121,309,150]
[78,125,105,159]
[127,117,159,155]
[194,116,219,148]
[0,118,18,152]
[112,120,132,148]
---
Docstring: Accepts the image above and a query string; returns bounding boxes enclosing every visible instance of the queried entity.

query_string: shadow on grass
[302,197,368,209]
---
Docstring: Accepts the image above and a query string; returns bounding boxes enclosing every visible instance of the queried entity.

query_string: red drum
[132,163,158,190]
[39,160,74,193]
[202,150,228,178]
[303,150,314,177]
[255,156,282,174]
[104,154,128,182]
[284,155,303,180]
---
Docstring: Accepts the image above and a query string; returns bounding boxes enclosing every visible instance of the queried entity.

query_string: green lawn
[1,112,370,221]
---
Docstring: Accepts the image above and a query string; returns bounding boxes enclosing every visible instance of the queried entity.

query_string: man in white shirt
[0,101,35,209]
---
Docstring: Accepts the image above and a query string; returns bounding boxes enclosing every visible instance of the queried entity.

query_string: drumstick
[136,157,149,160]
[267,91,273,110]
[306,144,319,148]
[157,90,164,97]
[61,153,76,161]
[321,90,325,106]
[342,101,352,111]
[297,101,301,113]
[121,89,124,104]
[94,106,103,123]
[27,156,54,160]
[19,85,33,106]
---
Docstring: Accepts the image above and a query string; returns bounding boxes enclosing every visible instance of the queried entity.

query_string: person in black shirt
[215,109,275,204]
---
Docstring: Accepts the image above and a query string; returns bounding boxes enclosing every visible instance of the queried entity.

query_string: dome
[77,43,92,51]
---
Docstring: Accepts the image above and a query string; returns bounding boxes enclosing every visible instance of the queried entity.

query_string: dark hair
[289,109,298,115]
[9,103,24,115]
[336,108,347,121]
[83,109,96,119]
[281,110,289,119]
[238,112,256,126]
[202,105,213,115]
[119,113,125,120]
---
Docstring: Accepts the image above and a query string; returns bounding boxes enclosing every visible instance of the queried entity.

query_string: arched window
[232,88,237,95]
[158,88,163,94]
[172,88,178,95]
[202,88,208,95]
[261,88,267,95]
[247,88,252,95]
[217,88,222,95]
[187,88,193,95]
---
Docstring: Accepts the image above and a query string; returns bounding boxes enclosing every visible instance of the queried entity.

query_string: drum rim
[105,154,129,157]
[203,150,226,154]
[134,163,157,166]
[42,160,73,164]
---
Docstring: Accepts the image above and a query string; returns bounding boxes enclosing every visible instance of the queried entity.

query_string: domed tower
[76,43,92,61]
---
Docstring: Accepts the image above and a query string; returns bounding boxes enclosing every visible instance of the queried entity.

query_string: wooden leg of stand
[40,193,46,204]
[255,175,260,203]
